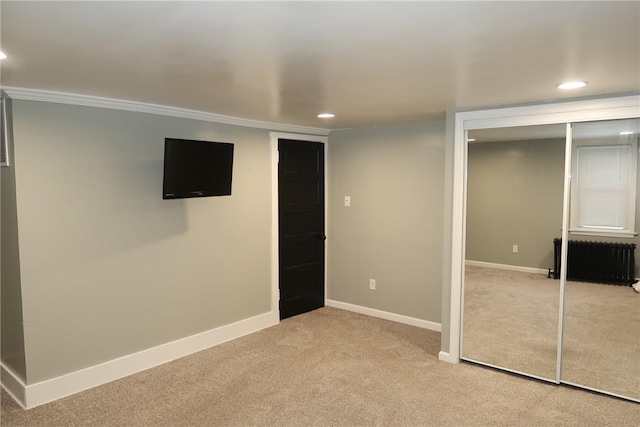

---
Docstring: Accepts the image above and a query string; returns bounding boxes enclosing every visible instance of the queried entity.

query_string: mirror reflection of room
[461,119,640,403]
[561,118,640,401]
[462,124,567,381]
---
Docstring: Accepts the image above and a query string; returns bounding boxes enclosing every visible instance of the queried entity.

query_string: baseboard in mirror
[9,310,279,409]
[465,260,548,275]
[325,299,441,332]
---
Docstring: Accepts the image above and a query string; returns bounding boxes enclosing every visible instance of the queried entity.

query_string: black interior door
[278,139,325,320]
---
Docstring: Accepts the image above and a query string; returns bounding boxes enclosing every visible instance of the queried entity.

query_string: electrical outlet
[513,245,519,253]
[369,279,376,290]
[344,196,351,207]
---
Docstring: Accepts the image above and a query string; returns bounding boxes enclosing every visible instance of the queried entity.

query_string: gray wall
[4,99,450,386]
[9,100,272,383]
[1,97,27,381]
[466,138,565,270]
[328,122,445,323]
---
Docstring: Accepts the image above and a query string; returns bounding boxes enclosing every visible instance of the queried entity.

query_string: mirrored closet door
[461,124,567,381]
[457,101,640,403]
[561,118,640,401]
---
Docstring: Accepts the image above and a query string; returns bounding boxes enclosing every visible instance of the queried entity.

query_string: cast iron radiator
[552,238,637,285]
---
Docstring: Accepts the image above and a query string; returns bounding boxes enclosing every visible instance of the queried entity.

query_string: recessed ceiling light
[557,81,587,90]
[619,131,634,135]
[317,113,335,118]
[0,51,7,60]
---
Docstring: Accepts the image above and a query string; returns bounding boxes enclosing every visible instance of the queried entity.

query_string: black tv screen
[163,138,234,199]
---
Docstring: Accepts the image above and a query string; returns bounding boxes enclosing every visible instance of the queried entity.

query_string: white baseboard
[1,363,27,408]
[465,260,548,275]
[438,351,459,364]
[2,310,279,409]
[326,299,441,332]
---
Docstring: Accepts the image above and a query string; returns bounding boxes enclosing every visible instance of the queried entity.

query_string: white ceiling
[1,1,639,130]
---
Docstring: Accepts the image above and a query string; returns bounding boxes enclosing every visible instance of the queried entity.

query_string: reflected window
[570,122,638,238]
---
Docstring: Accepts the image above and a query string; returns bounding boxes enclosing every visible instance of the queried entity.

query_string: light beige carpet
[463,265,639,401]
[2,306,639,426]
[463,266,560,380]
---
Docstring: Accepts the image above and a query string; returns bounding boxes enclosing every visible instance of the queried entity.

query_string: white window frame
[569,137,637,238]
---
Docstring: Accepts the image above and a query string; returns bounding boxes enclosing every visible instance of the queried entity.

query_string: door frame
[441,94,640,365]
[270,132,329,319]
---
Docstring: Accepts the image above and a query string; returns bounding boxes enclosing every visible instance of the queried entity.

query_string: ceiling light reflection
[557,81,587,90]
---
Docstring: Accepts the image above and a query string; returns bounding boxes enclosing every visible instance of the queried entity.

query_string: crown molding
[0,87,331,136]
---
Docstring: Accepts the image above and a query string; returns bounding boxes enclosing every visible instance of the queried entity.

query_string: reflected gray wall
[10,100,272,383]
[1,96,27,381]
[328,121,445,323]
[466,138,565,270]
[466,138,640,276]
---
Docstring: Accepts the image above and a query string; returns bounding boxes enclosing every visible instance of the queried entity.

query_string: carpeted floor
[2,306,639,426]
[463,265,640,401]
[463,266,560,380]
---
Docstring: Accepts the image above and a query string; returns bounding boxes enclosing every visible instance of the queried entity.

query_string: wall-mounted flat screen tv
[163,138,234,199]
